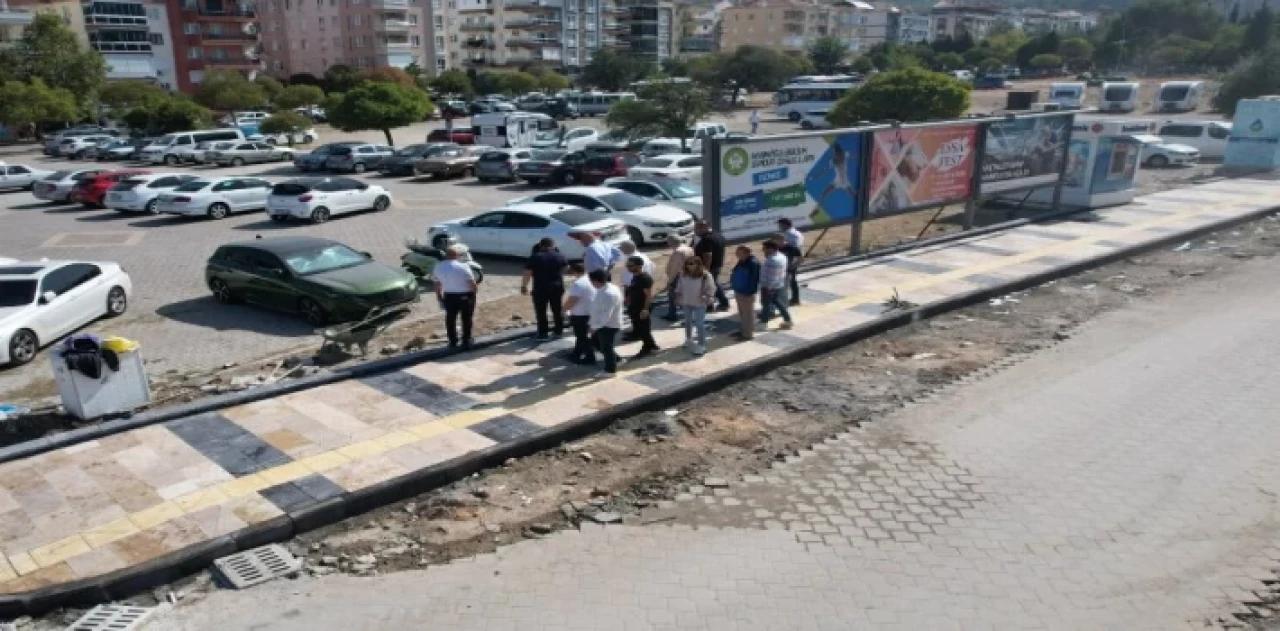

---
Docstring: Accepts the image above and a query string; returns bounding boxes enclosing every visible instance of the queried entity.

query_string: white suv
[1155,121,1232,159]
[266,177,393,224]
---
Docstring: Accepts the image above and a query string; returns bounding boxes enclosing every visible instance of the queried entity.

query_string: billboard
[980,113,1072,193]
[716,132,864,242]
[867,123,979,217]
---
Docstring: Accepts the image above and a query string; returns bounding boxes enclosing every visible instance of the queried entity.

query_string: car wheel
[353,162,366,174]
[299,298,327,326]
[231,157,245,167]
[462,166,475,178]
[1147,154,1169,168]
[310,206,331,224]
[207,202,230,220]
[800,121,813,130]
[8,329,38,366]
[303,135,315,144]
[473,268,484,284]
[164,154,178,166]
[210,278,237,304]
[106,286,128,317]
[373,195,390,212]
[562,171,577,185]
[788,111,802,122]
[627,226,645,245]
[144,198,159,214]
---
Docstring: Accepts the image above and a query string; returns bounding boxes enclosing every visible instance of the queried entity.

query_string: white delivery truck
[472,112,557,148]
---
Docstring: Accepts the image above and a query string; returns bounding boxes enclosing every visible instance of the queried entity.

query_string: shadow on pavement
[156,296,315,338]
[8,201,63,210]
[76,211,136,222]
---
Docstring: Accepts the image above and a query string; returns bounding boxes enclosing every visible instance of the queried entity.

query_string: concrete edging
[0,203,1272,617]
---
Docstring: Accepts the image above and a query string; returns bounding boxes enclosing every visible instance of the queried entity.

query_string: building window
[412,35,421,45]
[436,57,445,70]
[187,46,202,58]
[434,35,443,47]
[301,39,308,49]
[434,15,442,27]
[408,14,418,24]
[149,33,163,44]
[432,0,440,7]
[183,23,199,34]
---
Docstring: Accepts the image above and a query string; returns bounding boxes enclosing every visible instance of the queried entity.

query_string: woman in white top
[676,256,716,356]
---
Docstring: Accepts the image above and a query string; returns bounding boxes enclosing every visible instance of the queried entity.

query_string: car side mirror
[40,291,57,304]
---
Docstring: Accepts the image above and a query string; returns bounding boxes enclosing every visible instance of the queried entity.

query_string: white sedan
[799,108,832,130]
[627,154,703,182]
[0,260,132,366]
[32,169,105,202]
[1141,141,1200,168]
[157,177,274,220]
[427,203,630,259]
[266,177,393,224]
[513,186,696,245]
[104,173,197,214]
[0,164,54,192]
[250,128,319,145]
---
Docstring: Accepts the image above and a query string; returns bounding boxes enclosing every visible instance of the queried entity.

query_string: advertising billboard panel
[980,113,1072,193]
[867,123,979,217]
[716,132,864,242]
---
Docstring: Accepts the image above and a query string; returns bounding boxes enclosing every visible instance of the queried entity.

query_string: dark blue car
[293,142,360,172]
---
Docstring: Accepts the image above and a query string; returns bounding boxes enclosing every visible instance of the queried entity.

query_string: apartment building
[6,0,88,45]
[257,0,428,80]
[445,0,634,74]
[928,0,999,40]
[618,0,672,62]
[676,0,722,56]
[1010,8,1096,34]
[0,0,34,46]
[890,9,928,43]
[719,0,889,57]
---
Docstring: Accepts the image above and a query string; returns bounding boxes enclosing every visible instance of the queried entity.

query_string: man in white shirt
[617,240,654,287]
[562,262,597,365]
[431,246,478,349]
[587,269,623,374]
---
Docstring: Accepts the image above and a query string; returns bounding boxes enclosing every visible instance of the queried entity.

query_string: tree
[259,111,313,146]
[827,67,969,126]
[1216,42,1280,114]
[501,71,539,95]
[714,46,808,103]
[288,73,321,86]
[432,69,473,97]
[0,79,79,131]
[365,67,417,88]
[606,79,711,151]
[193,71,268,113]
[1207,24,1246,67]
[403,62,425,87]
[581,49,654,91]
[936,52,965,70]
[120,94,211,134]
[808,36,849,74]
[851,55,874,74]
[1029,53,1063,69]
[1243,6,1273,51]
[254,75,285,102]
[472,71,506,96]
[537,70,571,94]
[660,57,691,77]
[274,84,326,110]
[1059,37,1095,64]
[323,64,365,94]
[99,81,170,113]
[0,14,106,109]
[327,82,433,146]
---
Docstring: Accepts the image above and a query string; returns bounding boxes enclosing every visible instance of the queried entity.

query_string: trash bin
[51,342,151,420]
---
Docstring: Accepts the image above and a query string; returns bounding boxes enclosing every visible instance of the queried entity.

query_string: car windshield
[396,144,427,156]
[213,142,236,149]
[597,131,627,142]
[174,180,211,192]
[598,191,654,211]
[0,280,36,307]
[662,181,701,199]
[638,158,675,168]
[330,147,353,156]
[535,130,561,141]
[284,244,368,276]
[117,178,147,190]
[531,150,566,160]
[45,171,70,181]
[155,134,176,145]
[1161,85,1190,100]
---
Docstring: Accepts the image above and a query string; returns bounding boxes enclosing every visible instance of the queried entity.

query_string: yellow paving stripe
[0,200,1253,584]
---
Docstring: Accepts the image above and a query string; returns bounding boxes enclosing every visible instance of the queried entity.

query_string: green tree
[827,67,969,126]
[1059,37,1094,63]
[403,62,425,86]
[365,67,417,87]
[432,69,474,96]
[193,71,268,113]
[0,14,106,109]
[259,110,313,146]
[1101,0,1224,65]
[581,48,653,91]
[121,94,211,134]
[501,71,539,95]
[1029,53,1063,69]
[978,57,1005,74]
[288,72,321,86]
[1216,43,1280,114]
[660,57,691,77]
[984,30,1031,64]
[254,75,285,102]
[936,52,965,70]
[1243,6,1273,51]
[274,84,326,110]
[605,79,711,151]
[0,79,79,130]
[99,81,170,113]
[327,82,433,146]
[1206,24,1246,67]
[716,46,808,103]
[851,55,875,74]
[473,71,506,95]
[537,71,571,94]
[808,36,849,74]
[323,64,365,93]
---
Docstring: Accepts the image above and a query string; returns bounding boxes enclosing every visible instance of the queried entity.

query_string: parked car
[156,177,274,219]
[516,149,586,186]
[427,129,476,145]
[266,177,393,224]
[197,141,239,165]
[0,259,132,366]
[514,186,695,245]
[973,75,1008,90]
[531,127,600,152]
[627,154,703,181]
[414,145,493,179]
[84,139,135,161]
[799,109,832,130]
[104,173,197,214]
[1155,121,1231,159]
[604,176,703,218]
[376,143,459,176]
[70,170,151,208]
[60,135,114,160]
[251,128,318,145]
[174,141,212,164]
[209,141,296,167]
[1141,141,1200,167]
[32,169,104,203]
[43,127,118,156]
[475,148,534,182]
[584,131,651,154]
[426,203,629,258]
[438,100,469,118]
[580,153,642,185]
[0,164,54,192]
[205,236,419,326]
[522,97,578,120]
[324,144,395,173]
[293,142,360,172]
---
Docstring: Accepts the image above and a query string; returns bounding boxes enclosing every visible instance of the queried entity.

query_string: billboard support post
[1048,113,1077,213]
[704,137,722,234]
[962,119,991,230]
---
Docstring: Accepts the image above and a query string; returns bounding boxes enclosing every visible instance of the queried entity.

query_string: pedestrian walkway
[0,178,1277,604]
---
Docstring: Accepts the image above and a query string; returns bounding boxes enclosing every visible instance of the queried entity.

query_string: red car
[581,153,641,185]
[70,169,151,208]
[427,129,475,145]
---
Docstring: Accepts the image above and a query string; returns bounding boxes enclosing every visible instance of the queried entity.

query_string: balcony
[459,21,495,31]
[371,0,409,10]
[507,37,560,47]
[504,17,560,28]
[204,55,261,68]
[601,36,626,47]
[680,35,713,52]
[201,31,258,42]
[501,55,559,66]
[0,7,33,27]
[504,0,560,9]
[463,36,492,47]
[84,14,148,28]
[378,19,414,32]
[196,8,258,20]
[602,21,625,30]
[465,56,490,65]
[378,38,415,52]
[601,3,625,13]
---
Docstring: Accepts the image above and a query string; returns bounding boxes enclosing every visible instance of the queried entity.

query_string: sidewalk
[0,177,1276,611]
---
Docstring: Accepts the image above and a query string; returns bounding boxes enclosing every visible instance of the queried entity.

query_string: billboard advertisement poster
[1089,137,1139,194]
[980,114,1071,193]
[867,123,978,217]
[717,132,864,242]
[1064,139,1091,188]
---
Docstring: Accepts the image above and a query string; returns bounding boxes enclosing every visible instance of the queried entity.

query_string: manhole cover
[213,544,302,590]
[66,604,154,631]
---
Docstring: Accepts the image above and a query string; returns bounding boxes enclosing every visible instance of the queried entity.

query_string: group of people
[431,217,806,375]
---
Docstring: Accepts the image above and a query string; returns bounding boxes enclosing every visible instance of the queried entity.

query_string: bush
[1216,44,1280,115]
[828,67,970,126]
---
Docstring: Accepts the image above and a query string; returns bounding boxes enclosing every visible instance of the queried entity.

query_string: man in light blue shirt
[578,231,622,279]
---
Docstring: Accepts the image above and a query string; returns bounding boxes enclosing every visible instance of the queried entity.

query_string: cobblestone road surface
[147,245,1280,630]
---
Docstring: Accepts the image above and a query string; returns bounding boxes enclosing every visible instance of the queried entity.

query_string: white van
[1048,82,1086,109]
[1100,82,1140,113]
[472,112,557,148]
[140,129,246,165]
[1156,81,1205,112]
[572,92,637,117]
[1155,120,1232,159]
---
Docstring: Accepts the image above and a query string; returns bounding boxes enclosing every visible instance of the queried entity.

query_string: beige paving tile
[186,502,250,539]
[327,457,411,493]
[279,395,380,442]
[411,429,497,466]
[226,494,284,525]
[64,545,129,581]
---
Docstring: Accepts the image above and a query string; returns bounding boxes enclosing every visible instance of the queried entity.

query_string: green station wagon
[205,236,419,325]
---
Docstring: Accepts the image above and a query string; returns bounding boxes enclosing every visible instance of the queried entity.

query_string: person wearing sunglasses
[676,255,716,355]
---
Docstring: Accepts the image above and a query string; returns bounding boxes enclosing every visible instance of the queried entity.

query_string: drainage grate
[66,604,155,631]
[213,544,302,590]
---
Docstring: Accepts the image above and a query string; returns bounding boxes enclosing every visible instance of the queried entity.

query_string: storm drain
[65,605,155,631]
[213,544,302,590]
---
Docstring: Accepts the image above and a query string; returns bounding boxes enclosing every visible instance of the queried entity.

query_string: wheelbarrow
[315,304,412,356]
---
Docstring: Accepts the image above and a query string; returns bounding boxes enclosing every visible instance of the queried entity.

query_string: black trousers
[788,267,801,303]
[532,286,564,337]
[570,315,593,361]
[594,327,620,372]
[709,266,730,308]
[442,292,475,345]
[629,309,657,350]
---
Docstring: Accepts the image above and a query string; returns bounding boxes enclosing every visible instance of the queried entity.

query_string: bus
[774,80,860,122]
[569,91,637,117]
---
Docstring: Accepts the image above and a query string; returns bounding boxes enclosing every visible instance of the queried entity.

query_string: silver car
[32,169,105,202]
[475,148,534,182]
[0,164,54,192]
[209,142,295,167]
[156,177,274,220]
